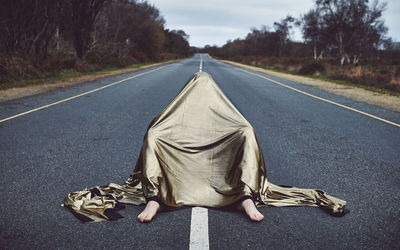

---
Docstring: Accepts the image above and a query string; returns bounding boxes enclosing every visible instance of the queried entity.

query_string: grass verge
[0,61,173,91]
[229,60,400,97]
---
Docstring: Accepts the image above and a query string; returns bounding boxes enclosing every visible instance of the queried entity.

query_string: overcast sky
[146,0,400,48]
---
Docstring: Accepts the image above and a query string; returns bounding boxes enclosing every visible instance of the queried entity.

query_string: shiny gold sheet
[63,72,346,222]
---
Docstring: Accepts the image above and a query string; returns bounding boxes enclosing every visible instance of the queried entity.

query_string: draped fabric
[63,72,347,222]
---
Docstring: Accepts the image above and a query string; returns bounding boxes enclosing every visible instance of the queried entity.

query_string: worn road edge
[0,59,179,103]
[221,59,400,112]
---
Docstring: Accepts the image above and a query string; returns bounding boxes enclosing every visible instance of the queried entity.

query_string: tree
[164,29,190,55]
[220,38,247,57]
[0,0,63,66]
[245,26,281,56]
[94,0,167,60]
[62,0,107,59]
[300,9,326,60]
[301,0,388,65]
[273,15,295,57]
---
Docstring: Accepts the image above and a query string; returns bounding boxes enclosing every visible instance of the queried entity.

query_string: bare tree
[0,0,63,66]
[62,0,107,59]
[245,26,281,56]
[273,15,295,57]
[93,0,167,60]
[164,29,190,55]
[301,0,388,65]
[300,9,326,60]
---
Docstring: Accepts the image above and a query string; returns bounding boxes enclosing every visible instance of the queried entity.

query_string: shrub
[45,54,64,74]
[119,56,138,66]
[131,51,149,63]
[0,56,42,84]
[86,49,121,67]
[63,57,77,69]
[298,60,326,75]
[73,59,96,72]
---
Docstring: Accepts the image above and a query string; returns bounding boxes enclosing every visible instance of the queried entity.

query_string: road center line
[199,57,203,72]
[189,207,209,250]
[0,65,170,123]
[238,68,400,128]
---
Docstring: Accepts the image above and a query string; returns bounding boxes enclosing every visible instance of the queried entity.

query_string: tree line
[205,0,395,65]
[0,0,191,73]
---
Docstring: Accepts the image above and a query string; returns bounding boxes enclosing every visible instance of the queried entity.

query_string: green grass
[0,61,171,90]
[229,60,400,97]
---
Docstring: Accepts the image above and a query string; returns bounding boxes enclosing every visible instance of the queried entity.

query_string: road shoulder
[222,60,400,112]
[0,60,177,103]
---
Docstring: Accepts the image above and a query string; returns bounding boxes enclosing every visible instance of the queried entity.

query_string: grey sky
[146,0,400,48]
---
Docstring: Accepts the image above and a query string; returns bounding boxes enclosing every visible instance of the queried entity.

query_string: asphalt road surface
[1,54,399,249]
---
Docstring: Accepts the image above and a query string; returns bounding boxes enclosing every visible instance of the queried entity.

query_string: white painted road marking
[238,68,400,128]
[0,65,170,123]
[199,56,203,72]
[189,207,209,250]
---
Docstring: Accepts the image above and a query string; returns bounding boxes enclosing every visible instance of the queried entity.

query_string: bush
[0,56,42,84]
[119,56,138,66]
[298,60,326,75]
[45,54,64,74]
[63,56,77,69]
[86,49,121,67]
[73,59,96,72]
[220,55,400,93]
[131,51,149,63]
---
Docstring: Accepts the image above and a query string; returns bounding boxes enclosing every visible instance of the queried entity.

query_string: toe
[250,212,264,222]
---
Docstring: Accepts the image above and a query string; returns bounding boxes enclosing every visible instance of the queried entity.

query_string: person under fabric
[63,72,347,223]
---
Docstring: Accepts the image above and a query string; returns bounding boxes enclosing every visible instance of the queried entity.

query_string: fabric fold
[63,72,347,222]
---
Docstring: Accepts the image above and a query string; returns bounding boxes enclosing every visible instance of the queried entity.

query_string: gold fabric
[63,72,346,222]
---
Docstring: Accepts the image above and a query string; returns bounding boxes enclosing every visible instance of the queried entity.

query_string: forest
[1,0,399,93]
[202,0,400,93]
[0,0,191,87]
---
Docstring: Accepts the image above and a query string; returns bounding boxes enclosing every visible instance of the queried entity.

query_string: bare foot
[137,200,160,223]
[240,198,264,222]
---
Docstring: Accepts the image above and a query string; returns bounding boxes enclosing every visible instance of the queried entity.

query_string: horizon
[147,0,400,48]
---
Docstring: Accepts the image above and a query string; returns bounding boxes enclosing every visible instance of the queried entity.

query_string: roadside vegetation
[201,0,400,94]
[0,0,193,90]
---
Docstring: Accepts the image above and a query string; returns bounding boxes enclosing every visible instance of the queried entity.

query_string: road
[1,54,399,249]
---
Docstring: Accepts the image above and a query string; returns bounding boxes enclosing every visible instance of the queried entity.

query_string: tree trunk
[317,50,324,60]
[313,41,317,60]
[353,55,359,65]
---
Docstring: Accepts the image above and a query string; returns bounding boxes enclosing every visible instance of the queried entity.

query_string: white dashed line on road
[189,207,209,250]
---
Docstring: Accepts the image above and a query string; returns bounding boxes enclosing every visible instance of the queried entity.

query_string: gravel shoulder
[223,60,400,112]
[0,60,175,103]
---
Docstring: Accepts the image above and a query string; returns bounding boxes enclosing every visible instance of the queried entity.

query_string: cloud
[147,0,400,47]
[383,1,400,41]
[172,25,249,47]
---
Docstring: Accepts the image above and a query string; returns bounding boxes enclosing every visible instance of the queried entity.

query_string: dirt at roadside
[223,60,400,112]
[0,61,173,103]
[2,59,399,113]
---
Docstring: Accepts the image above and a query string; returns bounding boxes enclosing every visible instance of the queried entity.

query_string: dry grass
[222,59,400,112]
[0,60,179,102]
[220,55,400,94]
